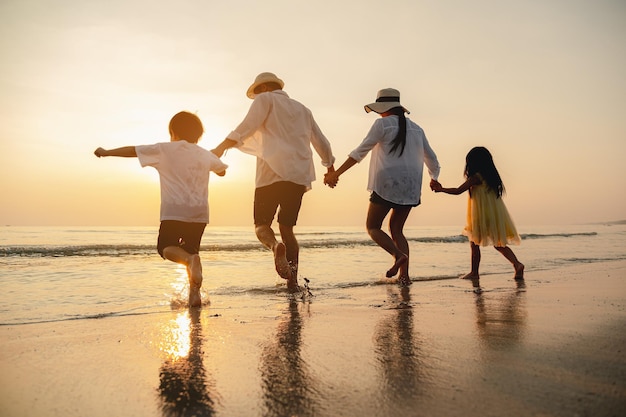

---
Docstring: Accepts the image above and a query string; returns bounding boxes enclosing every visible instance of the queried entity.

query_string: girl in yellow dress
[431,146,524,280]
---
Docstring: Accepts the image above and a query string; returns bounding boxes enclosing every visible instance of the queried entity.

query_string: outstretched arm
[94,146,137,158]
[211,139,238,158]
[324,157,357,188]
[432,175,480,195]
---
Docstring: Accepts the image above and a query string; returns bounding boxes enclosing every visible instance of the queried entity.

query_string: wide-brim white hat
[364,88,410,114]
[246,72,285,99]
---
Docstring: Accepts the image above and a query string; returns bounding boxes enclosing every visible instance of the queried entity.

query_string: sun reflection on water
[157,307,219,414]
[170,265,189,295]
[160,310,192,360]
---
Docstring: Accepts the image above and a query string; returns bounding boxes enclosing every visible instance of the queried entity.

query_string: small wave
[554,255,626,264]
[520,232,597,239]
[0,231,598,257]
[0,306,166,326]
[410,235,469,244]
[0,244,156,258]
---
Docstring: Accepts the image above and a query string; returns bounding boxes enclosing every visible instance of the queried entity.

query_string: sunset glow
[1,0,624,227]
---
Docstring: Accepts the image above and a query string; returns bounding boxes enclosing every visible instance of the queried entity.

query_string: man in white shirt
[212,72,335,292]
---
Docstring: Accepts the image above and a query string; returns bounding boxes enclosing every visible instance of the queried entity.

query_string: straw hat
[364,88,410,114]
[246,72,285,99]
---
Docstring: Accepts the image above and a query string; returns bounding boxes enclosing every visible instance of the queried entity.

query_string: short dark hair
[169,111,204,143]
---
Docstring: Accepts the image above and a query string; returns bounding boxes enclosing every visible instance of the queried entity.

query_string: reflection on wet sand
[374,286,423,414]
[471,280,527,350]
[158,308,220,417]
[259,300,320,417]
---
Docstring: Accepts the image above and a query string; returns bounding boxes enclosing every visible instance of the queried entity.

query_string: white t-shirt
[349,116,440,206]
[136,141,228,223]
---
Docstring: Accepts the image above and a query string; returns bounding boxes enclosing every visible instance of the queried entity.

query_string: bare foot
[188,254,203,288]
[187,254,203,308]
[514,263,525,280]
[398,275,412,287]
[286,276,300,293]
[460,272,479,280]
[189,287,202,308]
[273,242,293,281]
[286,261,300,293]
[386,254,408,278]
[289,261,298,280]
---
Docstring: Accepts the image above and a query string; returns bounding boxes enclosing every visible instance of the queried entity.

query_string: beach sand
[1,260,625,417]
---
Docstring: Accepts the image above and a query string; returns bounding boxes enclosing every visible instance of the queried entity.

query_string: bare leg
[255,225,297,290]
[279,223,300,290]
[389,207,412,285]
[162,246,203,307]
[461,242,480,280]
[366,203,408,278]
[495,246,524,279]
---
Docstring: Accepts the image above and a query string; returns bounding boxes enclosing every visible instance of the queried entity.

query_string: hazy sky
[1,0,624,227]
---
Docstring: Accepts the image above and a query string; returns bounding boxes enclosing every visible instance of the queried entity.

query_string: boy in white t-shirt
[95,111,228,307]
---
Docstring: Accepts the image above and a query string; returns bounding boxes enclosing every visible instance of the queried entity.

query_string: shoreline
[1,260,625,417]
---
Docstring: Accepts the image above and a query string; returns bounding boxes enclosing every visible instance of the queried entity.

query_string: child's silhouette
[431,146,524,280]
[95,111,227,306]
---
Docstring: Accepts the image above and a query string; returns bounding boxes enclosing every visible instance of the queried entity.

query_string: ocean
[1,223,624,326]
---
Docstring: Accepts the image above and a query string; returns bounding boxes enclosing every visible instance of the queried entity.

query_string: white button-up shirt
[226,90,335,190]
[349,116,440,206]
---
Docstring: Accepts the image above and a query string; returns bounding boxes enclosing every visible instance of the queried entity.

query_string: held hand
[430,179,442,192]
[94,147,107,158]
[212,140,236,158]
[324,171,339,188]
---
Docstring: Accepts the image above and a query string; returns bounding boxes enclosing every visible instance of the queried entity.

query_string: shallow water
[0,224,624,325]
[1,225,625,417]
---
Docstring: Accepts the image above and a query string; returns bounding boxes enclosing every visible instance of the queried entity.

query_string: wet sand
[1,260,625,417]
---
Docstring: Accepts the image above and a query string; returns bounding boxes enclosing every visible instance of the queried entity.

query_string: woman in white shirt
[324,88,440,286]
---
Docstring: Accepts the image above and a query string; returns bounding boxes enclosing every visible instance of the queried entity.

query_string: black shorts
[157,220,206,258]
[254,181,306,227]
[370,191,420,209]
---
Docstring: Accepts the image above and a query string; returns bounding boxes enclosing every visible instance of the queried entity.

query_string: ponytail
[388,107,407,156]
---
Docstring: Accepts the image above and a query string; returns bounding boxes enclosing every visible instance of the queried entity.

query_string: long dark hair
[388,107,407,156]
[464,146,505,198]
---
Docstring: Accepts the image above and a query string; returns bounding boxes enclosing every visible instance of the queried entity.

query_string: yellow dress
[463,177,521,247]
